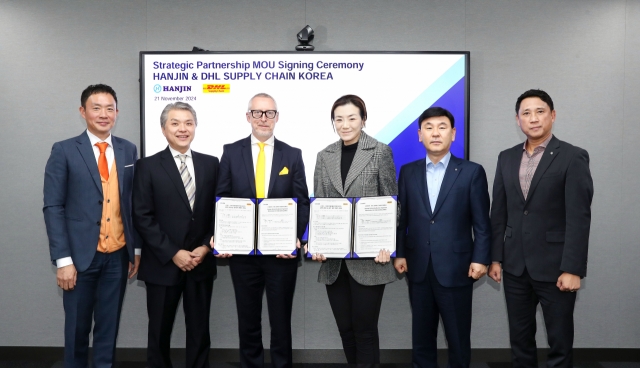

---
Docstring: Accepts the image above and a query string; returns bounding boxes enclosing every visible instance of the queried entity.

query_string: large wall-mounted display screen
[140,52,469,195]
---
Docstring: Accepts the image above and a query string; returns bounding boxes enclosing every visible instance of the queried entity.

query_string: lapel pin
[550,152,553,155]
[455,168,458,171]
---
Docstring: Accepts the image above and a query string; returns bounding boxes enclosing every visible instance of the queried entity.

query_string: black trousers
[503,269,577,368]
[408,259,473,368]
[229,256,298,368]
[325,261,386,367]
[145,274,214,368]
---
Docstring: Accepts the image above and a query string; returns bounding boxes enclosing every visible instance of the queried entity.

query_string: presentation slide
[140,52,469,195]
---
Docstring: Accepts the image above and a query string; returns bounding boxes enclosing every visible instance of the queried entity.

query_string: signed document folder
[214,197,298,255]
[307,196,397,259]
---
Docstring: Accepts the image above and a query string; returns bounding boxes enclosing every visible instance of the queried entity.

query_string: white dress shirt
[426,152,451,212]
[250,134,274,198]
[87,130,115,173]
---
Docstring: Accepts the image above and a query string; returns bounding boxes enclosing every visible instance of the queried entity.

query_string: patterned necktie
[95,142,109,180]
[177,154,195,210]
[256,142,266,198]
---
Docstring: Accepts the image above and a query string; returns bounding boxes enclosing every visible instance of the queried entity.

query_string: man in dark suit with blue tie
[394,107,491,368]
[214,93,310,368]
[43,84,141,368]
[133,102,219,368]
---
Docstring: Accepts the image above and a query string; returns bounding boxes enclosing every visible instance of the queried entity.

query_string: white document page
[307,198,353,258]
[353,196,397,258]
[257,198,298,255]
[214,197,256,254]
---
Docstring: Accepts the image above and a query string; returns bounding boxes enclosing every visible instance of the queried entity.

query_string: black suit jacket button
[524,210,529,215]
[191,217,195,221]
[96,221,101,226]
[98,200,103,205]
[430,220,435,224]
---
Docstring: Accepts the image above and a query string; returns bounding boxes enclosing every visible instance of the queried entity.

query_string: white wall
[0,0,637,349]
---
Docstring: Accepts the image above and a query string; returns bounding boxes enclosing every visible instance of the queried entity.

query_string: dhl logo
[202,84,230,93]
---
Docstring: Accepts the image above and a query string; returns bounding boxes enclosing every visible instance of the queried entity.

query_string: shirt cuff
[135,248,141,256]
[56,257,73,268]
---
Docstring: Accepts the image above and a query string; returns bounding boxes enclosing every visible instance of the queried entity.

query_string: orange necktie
[95,142,109,180]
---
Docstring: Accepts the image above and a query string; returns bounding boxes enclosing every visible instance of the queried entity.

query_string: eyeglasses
[249,110,278,119]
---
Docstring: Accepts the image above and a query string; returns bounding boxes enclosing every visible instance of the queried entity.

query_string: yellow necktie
[256,142,266,198]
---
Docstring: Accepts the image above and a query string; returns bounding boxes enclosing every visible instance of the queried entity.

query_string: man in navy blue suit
[214,93,310,368]
[394,107,491,368]
[43,84,140,367]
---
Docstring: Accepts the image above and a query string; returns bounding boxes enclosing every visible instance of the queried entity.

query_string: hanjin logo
[162,85,191,93]
[153,84,192,93]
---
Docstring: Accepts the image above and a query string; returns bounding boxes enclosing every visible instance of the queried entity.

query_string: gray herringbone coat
[314,131,399,286]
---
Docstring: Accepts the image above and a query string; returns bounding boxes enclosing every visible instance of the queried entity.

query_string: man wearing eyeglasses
[214,93,310,368]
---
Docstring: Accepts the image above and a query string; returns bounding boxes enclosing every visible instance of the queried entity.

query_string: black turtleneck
[341,140,359,187]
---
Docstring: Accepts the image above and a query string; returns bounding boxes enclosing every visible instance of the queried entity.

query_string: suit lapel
[344,132,375,194]
[325,141,344,196]
[112,136,125,195]
[432,155,462,217]
[323,140,344,197]
[241,137,256,197]
[76,132,103,194]
[509,145,526,203]
[525,136,560,204]
[192,151,207,213]
[160,147,192,212]
[268,139,283,197]
[415,159,433,217]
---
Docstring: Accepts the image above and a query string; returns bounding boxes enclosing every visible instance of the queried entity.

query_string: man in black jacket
[489,89,593,368]
[133,102,219,368]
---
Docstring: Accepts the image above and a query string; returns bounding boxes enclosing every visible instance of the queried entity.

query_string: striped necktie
[177,154,195,210]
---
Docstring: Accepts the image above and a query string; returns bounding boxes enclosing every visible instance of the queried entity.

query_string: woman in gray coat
[312,95,398,366]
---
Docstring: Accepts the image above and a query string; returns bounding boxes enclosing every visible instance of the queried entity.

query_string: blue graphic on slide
[375,57,465,145]
[388,77,466,178]
[374,56,467,178]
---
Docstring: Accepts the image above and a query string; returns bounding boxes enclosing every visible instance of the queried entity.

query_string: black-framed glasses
[249,110,278,119]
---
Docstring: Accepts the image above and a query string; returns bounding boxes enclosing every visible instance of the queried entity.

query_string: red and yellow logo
[202,84,230,93]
